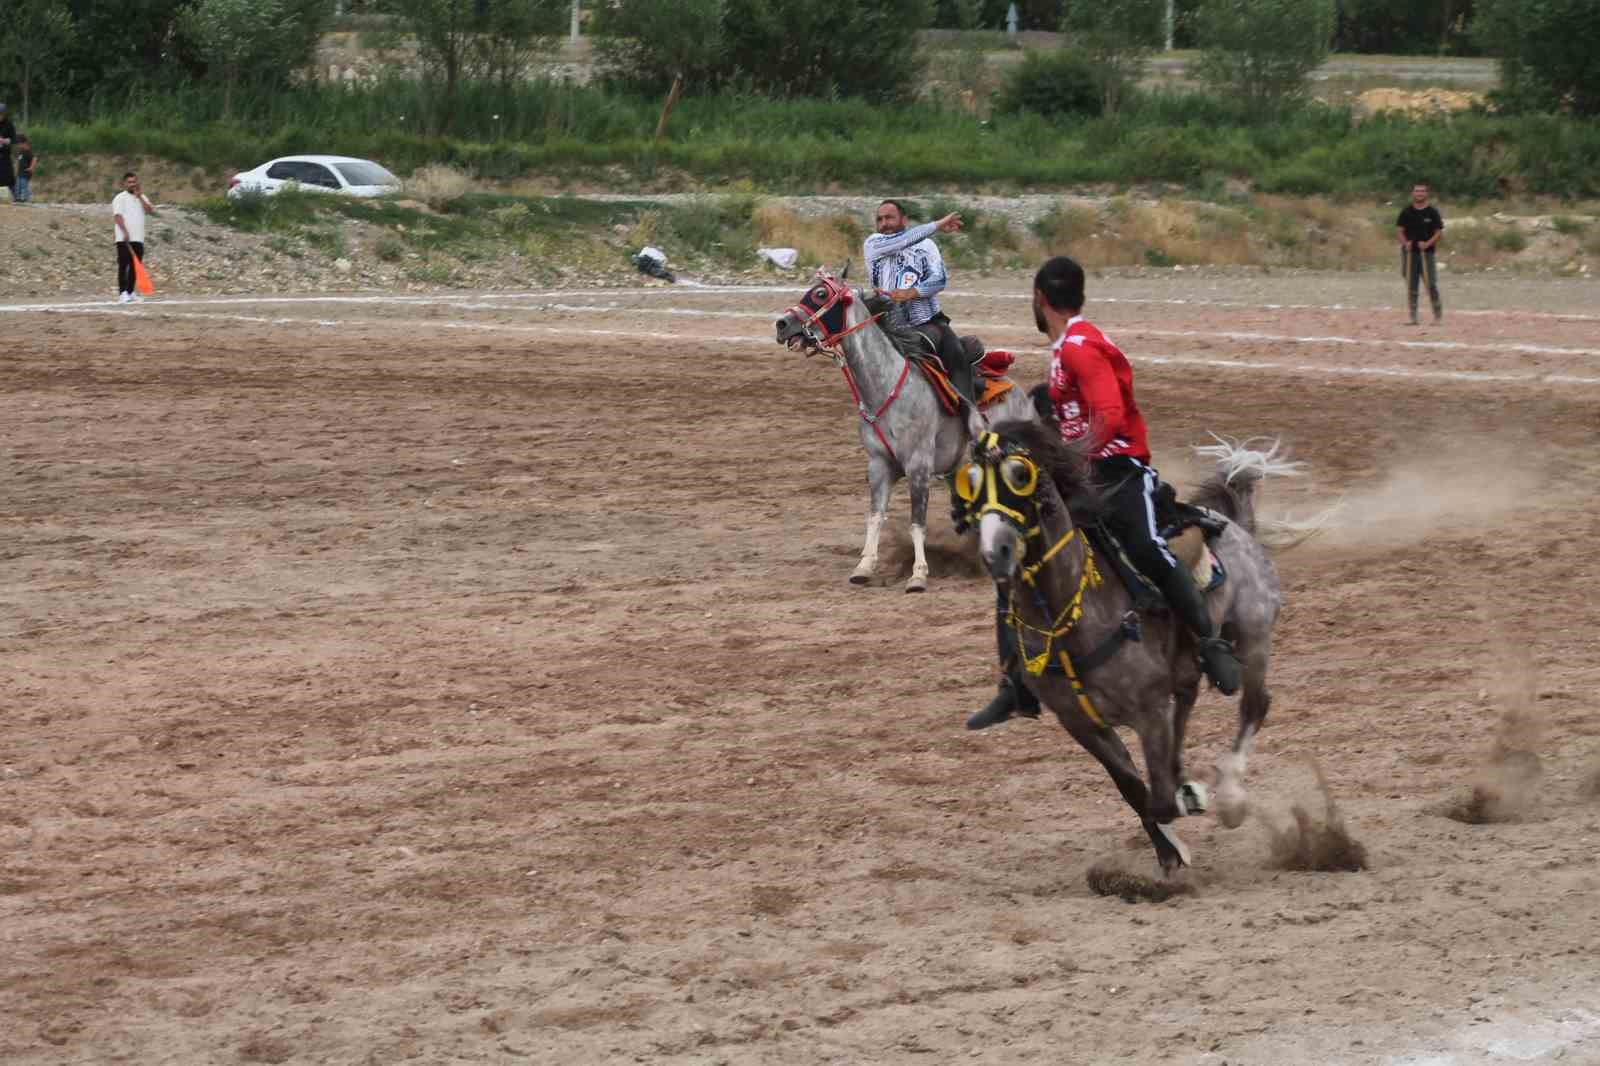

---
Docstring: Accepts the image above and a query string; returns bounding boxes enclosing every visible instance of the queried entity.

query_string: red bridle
[782,274,883,352]
[784,273,909,465]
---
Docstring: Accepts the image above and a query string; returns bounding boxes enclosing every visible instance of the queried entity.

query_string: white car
[227,155,402,199]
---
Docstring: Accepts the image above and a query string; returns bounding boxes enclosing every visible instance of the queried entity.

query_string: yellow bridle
[957,433,1109,727]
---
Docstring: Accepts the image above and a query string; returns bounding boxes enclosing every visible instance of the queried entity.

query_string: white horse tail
[1190,434,1333,547]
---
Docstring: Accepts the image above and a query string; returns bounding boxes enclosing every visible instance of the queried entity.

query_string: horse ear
[841,258,852,281]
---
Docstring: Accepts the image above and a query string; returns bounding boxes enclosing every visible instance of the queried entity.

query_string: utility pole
[570,0,580,43]
[1006,2,1018,39]
[1165,0,1175,51]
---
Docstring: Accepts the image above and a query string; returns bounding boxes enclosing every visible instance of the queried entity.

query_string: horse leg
[1215,632,1272,829]
[851,456,896,585]
[1171,672,1208,817]
[1058,715,1190,876]
[905,465,932,593]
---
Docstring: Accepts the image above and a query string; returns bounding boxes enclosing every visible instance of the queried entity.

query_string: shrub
[1192,0,1336,104]
[1476,0,1600,116]
[1551,215,1587,235]
[407,163,477,208]
[1491,226,1528,252]
[995,47,1103,119]
[596,0,934,102]
[1074,0,1165,113]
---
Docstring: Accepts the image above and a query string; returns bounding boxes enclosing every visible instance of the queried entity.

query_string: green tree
[596,0,933,101]
[1475,0,1600,114]
[1191,0,1335,103]
[474,0,565,89]
[1067,0,1165,113]
[591,0,726,93]
[179,0,330,117]
[0,0,75,124]
[721,0,933,100]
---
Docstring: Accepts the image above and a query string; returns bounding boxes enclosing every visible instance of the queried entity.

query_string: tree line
[1,0,1595,130]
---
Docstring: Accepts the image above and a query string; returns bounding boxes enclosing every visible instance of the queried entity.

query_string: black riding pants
[1093,455,1180,584]
[116,241,146,295]
[914,313,976,405]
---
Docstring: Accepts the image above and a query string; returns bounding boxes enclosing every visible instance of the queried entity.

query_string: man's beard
[1034,304,1048,335]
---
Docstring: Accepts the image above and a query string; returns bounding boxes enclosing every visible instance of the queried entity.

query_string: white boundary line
[34,298,1600,360]
[47,305,1600,388]
[3,285,1599,322]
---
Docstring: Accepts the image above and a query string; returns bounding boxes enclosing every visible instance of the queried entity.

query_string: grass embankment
[26,81,1600,199]
[193,181,1600,284]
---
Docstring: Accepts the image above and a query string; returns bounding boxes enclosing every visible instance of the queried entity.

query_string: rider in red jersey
[966,256,1241,730]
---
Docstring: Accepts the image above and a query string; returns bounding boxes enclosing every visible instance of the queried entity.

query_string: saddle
[864,292,1015,415]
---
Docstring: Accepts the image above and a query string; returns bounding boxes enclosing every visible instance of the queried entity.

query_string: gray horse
[775,268,1034,592]
[959,419,1298,875]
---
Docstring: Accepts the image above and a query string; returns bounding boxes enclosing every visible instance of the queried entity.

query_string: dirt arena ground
[4,271,1600,1065]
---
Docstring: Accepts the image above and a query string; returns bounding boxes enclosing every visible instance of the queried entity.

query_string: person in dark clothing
[1396,181,1444,325]
[964,256,1242,731]
[14,135,35,203]
[0,103,17,202]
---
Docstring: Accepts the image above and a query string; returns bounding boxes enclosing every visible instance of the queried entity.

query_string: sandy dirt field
[4,271,1600,1065]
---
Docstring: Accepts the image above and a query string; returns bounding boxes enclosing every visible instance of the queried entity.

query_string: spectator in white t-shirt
[112,172,156,303]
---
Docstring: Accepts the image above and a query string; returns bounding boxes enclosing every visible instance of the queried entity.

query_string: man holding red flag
[112,172,157,304]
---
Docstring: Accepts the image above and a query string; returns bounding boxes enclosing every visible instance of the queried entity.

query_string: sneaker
[1198,638,1242,696]
[118,292,132,304]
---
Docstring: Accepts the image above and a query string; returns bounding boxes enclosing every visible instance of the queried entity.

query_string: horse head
[954,422,1099,584]
[774,268,867,354]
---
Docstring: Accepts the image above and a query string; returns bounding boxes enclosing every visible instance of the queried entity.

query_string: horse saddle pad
[916,360,1015,415]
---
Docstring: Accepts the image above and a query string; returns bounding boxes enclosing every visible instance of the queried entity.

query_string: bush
[996,48,1103,119]
[596,0,934,102]
[1192,0,1336,104]
[1476,0,1600,116]
[406,163,477,207]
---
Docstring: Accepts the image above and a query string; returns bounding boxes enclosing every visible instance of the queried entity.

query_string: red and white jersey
[1047,316,1150,462]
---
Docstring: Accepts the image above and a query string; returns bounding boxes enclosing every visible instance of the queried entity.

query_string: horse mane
[988,418,1107,524]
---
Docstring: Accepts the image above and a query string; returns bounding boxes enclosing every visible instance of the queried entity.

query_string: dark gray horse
[775,268,1034,592]
[959,419,1298,875]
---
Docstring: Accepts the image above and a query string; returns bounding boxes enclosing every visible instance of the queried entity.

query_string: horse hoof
[1217,794,1249,829]
[1177,781,1209,817]
[905,574,927,594]
[849,570,873,586]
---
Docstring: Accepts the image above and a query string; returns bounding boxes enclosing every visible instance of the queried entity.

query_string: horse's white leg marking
[852,510,886,584]
[1155,823,1191,868]
[906,523,929,593]
[1176,780,1209,817]
[1215,725,1258,829]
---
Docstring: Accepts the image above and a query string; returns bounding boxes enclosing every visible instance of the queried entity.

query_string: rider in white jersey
[862,201,976,406]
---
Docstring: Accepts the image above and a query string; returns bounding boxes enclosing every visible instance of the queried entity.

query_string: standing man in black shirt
[1396,181,1444,325]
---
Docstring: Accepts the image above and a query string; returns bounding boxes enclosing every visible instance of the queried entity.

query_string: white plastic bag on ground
[757,247,799,270]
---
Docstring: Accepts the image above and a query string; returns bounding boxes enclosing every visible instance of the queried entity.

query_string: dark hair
[15,133,27,143]
[1412,180,1430,189]
[877,199,907,218]
[123,171,137,181]
[1034,255,1085,313]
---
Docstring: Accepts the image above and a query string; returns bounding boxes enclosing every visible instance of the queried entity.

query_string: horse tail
[1190,434,1328,547]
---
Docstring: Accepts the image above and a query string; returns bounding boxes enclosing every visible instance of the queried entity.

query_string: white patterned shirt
[863,220,948,329]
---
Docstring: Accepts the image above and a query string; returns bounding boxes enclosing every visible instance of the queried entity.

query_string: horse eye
[813,288,828,301]
[1000,457,1036,494]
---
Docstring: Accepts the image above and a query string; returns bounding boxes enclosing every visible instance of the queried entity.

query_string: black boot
[1160,565,1241,696]
[966,673,1040,730]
